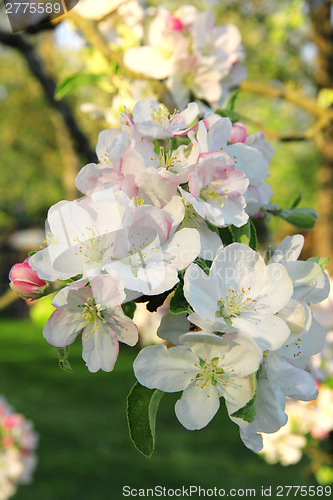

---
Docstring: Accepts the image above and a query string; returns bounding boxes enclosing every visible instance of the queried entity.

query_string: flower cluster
[9,99,329,454]
[0,397,38,500]
[124,5,247,109]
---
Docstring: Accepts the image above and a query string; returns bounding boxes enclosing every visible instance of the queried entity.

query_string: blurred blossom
[0,397,38,499]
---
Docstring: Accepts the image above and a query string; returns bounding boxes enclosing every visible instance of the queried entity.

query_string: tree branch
[0,29,97,164]
[239,80,332,119]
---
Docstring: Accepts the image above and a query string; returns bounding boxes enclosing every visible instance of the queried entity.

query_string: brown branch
[0,29,97,164]
[239,80,332,119]
[0,289,18,310]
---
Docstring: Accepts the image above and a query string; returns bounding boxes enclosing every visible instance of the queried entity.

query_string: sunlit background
[0,0,333,498]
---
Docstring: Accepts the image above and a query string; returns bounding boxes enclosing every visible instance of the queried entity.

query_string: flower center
[158,146,181,171]
[74,228,109,266]
[193,357,232,391]
[150,105,179,126]
[181,202,204,230]
[79,297,107,335]
[199,181,229,207]
[215,287,256,325]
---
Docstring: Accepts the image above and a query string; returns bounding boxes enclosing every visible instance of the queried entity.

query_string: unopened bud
[9,258,47,300]
[229,122,249,143]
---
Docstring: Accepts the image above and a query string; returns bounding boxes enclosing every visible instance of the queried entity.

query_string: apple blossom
[184,243,293,351]
[134,332,262,430]
[179,152,249,227]
[44,281,137,373]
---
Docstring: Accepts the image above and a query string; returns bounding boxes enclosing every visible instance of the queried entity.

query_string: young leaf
[230,221,251,246]
[308,256,330,272]
[215,109,239,123]
[194,258,211,275]
[122,301,137,319]
[55,73,107,100]
[127,382,164,458]
[277,207,318,230]
[57,346,72,373]
[248,219,258,250]
[170,281,192,315]
[290,191,302,209]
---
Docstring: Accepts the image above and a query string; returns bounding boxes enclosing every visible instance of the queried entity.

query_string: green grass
[0,317,317,499]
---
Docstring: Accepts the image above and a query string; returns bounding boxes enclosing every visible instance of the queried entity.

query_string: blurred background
[0,0,333,498]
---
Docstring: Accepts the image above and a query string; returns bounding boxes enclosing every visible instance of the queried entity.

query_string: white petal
[82,323,119,373]
[184,264,219,321]
[269,235,304,264]
[103,307,138,346]
[162,228,200,270]
[133,344,198,392]
[175,380,220,430]
[43,309,82,347]
[278,361,318,401]
[233,315,290,351]
[157,312,190,345]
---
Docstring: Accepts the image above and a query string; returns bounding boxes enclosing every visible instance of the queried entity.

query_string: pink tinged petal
[133,344,198,392]
[184,264,219,320]
[157,312,190,345]
[169,102,199,135]
[81,322,119,373]
[226,143,268,186]
[163,196,185,230]
[207,117,232,151]
[229,122,249,143]
[269,235,304,264]
[233,315,290,351]
[43,309,83,347]
[75,163,122,195]
[162,228,200,270]
[91,274,125,308]
[103,307,138,346]
[175,380,220,430]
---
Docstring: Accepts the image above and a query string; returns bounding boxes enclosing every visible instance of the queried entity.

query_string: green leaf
[57,347,72,373]
[230,221,251,245]
[55,73,107,100]
[231,393,257,423]
[308,256,330,272]
[170,280,192,315]
[290,191,302,209]
[122,301,137,319]
[248,219,258,250]
[127,382,164,458]
[218,226,233,246]
[277,207,318,230]
[215,109,239,123]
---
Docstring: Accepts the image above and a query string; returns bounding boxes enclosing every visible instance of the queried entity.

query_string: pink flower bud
[166,15,184,32]
[2,436,14,448]
[9,258,47,300]
[229,122,249,143]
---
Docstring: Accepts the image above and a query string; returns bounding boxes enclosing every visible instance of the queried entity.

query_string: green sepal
[28,251,37,257]
[57,346,72,373]
[231,392,257,423]
[308,256,330,272]
[127,382,164,458]
[194,258,211,275]
[170,280,192,315]
[122,301,137,319]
